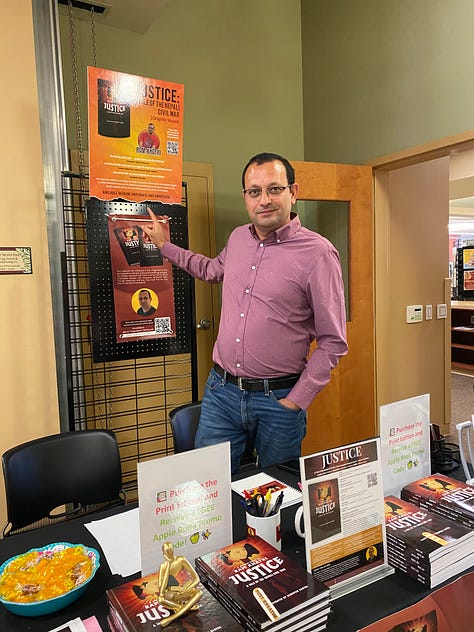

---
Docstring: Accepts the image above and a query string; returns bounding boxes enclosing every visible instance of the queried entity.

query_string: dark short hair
[241,152,295,189]
[139,289,151,298]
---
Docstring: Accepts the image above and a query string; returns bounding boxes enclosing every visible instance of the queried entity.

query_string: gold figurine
[158,541,202,627]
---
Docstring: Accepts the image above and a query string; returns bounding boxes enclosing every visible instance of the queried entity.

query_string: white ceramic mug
[246,510,281,550]
[294,505,305,538]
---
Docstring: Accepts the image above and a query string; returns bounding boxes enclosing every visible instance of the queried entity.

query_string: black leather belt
[213,364,300,392]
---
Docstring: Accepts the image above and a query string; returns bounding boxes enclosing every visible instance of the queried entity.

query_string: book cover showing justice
[195,536,328,629]
[400,474,474,529]
[107,574,242,632]
[309,477,342,544]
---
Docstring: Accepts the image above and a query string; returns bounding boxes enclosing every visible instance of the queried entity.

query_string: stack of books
[384,495,474,588]
[106,573,243,631]
[400,474,474,529]
[195,535,331,632]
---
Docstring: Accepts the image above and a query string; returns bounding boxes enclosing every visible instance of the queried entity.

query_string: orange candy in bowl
[0,542,100,616]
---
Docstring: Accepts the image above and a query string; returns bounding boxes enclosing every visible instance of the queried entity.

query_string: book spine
[107,603,131,631]
[401,493,474,529]
[386,555,431,587]
[387,540,431,570]
[201,576,259,631]
[199,568,264,630]
[107,593,137,631]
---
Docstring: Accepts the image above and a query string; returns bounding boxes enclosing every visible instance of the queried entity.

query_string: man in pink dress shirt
[143,152,348,474]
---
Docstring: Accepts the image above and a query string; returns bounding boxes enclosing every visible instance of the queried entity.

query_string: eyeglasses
[243,185,292,199]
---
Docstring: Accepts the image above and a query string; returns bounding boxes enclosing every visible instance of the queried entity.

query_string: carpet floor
[449,372,473,469]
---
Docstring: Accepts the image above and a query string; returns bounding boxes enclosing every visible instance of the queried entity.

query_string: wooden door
[183,161,219,397]
[292,161,375,454]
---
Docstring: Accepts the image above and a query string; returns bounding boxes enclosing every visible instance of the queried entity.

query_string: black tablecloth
[0,465,470,631]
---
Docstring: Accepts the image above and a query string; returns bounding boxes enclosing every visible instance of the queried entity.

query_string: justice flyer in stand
[107,213,176,343]
[87,66,184,204]
[300,438,388,590]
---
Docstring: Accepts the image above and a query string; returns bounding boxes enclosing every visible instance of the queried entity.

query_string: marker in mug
[269,491,284,516]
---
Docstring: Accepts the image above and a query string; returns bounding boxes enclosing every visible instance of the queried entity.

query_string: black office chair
[169,401,202,453]
[169,401,256,465]
[2,429,126,537]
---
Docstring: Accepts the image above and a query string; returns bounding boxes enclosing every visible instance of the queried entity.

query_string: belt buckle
[237,377,245,391]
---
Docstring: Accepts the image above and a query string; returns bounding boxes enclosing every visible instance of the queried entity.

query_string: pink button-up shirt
[161,214,348,410]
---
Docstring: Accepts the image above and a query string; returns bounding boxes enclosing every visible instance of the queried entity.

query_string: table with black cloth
[0,465,471,632]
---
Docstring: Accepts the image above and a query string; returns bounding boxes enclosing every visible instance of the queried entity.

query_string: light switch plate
[426,304,433,320]
[436,303,447,319]
[406,305,423,323]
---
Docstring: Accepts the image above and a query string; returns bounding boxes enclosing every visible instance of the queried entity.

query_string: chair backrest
[2,429,124,536]
[169,401,256,466]
[169,402,202,453]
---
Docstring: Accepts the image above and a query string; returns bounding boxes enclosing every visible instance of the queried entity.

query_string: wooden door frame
[293,160,375,453]
[369,129,474,435]
[183,161,219,396]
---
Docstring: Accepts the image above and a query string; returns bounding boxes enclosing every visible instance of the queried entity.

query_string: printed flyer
[300,438,393,595]
[137,443,232,577]
[379,394,430,497]
[107,212,176,343]
[88,66,184,204]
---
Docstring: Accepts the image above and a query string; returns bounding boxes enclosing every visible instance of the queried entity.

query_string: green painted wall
[302,0,474,164]
[59,0,304,250]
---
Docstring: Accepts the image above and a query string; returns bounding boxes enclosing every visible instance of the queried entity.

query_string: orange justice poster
[88,67,184,204]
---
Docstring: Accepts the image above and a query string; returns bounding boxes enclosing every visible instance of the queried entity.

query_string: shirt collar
[249,212,301,243]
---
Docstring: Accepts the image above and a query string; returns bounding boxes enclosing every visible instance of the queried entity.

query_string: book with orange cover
[106,573,242,631]
[400,474,474,529]
[195,535,330,631]
[384,495,474,587]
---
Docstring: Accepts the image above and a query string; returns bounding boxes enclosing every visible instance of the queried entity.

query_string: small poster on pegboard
[86,197,194,363]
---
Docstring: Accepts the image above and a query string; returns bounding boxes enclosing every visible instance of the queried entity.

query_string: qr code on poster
[367,472,378,488]
[154,317,173,334]
[166,141,179,155]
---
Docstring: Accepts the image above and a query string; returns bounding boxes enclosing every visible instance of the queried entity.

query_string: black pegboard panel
[86,197,195,363]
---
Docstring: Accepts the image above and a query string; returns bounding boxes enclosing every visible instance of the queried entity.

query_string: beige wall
[302,0,474,164]
[375,157,451,427]
[0,1,60,530]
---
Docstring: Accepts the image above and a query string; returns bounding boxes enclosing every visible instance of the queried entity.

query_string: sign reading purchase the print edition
[87,67,184,204]
[137,443,232,577]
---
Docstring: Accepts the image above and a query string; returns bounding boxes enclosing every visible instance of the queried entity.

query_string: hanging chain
[68,0,86,196]
[91,6,97,68]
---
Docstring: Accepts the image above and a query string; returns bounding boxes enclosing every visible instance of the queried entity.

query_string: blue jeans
[195,368,307,474]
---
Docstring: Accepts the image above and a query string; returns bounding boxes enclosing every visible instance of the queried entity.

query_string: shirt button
[259,243,264,248]
[251,265,256,270]
[240,313,245,318]
[235,338,240,343]
[277,239,281,243]
[236,363,241,368]
[245,289,250,293]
